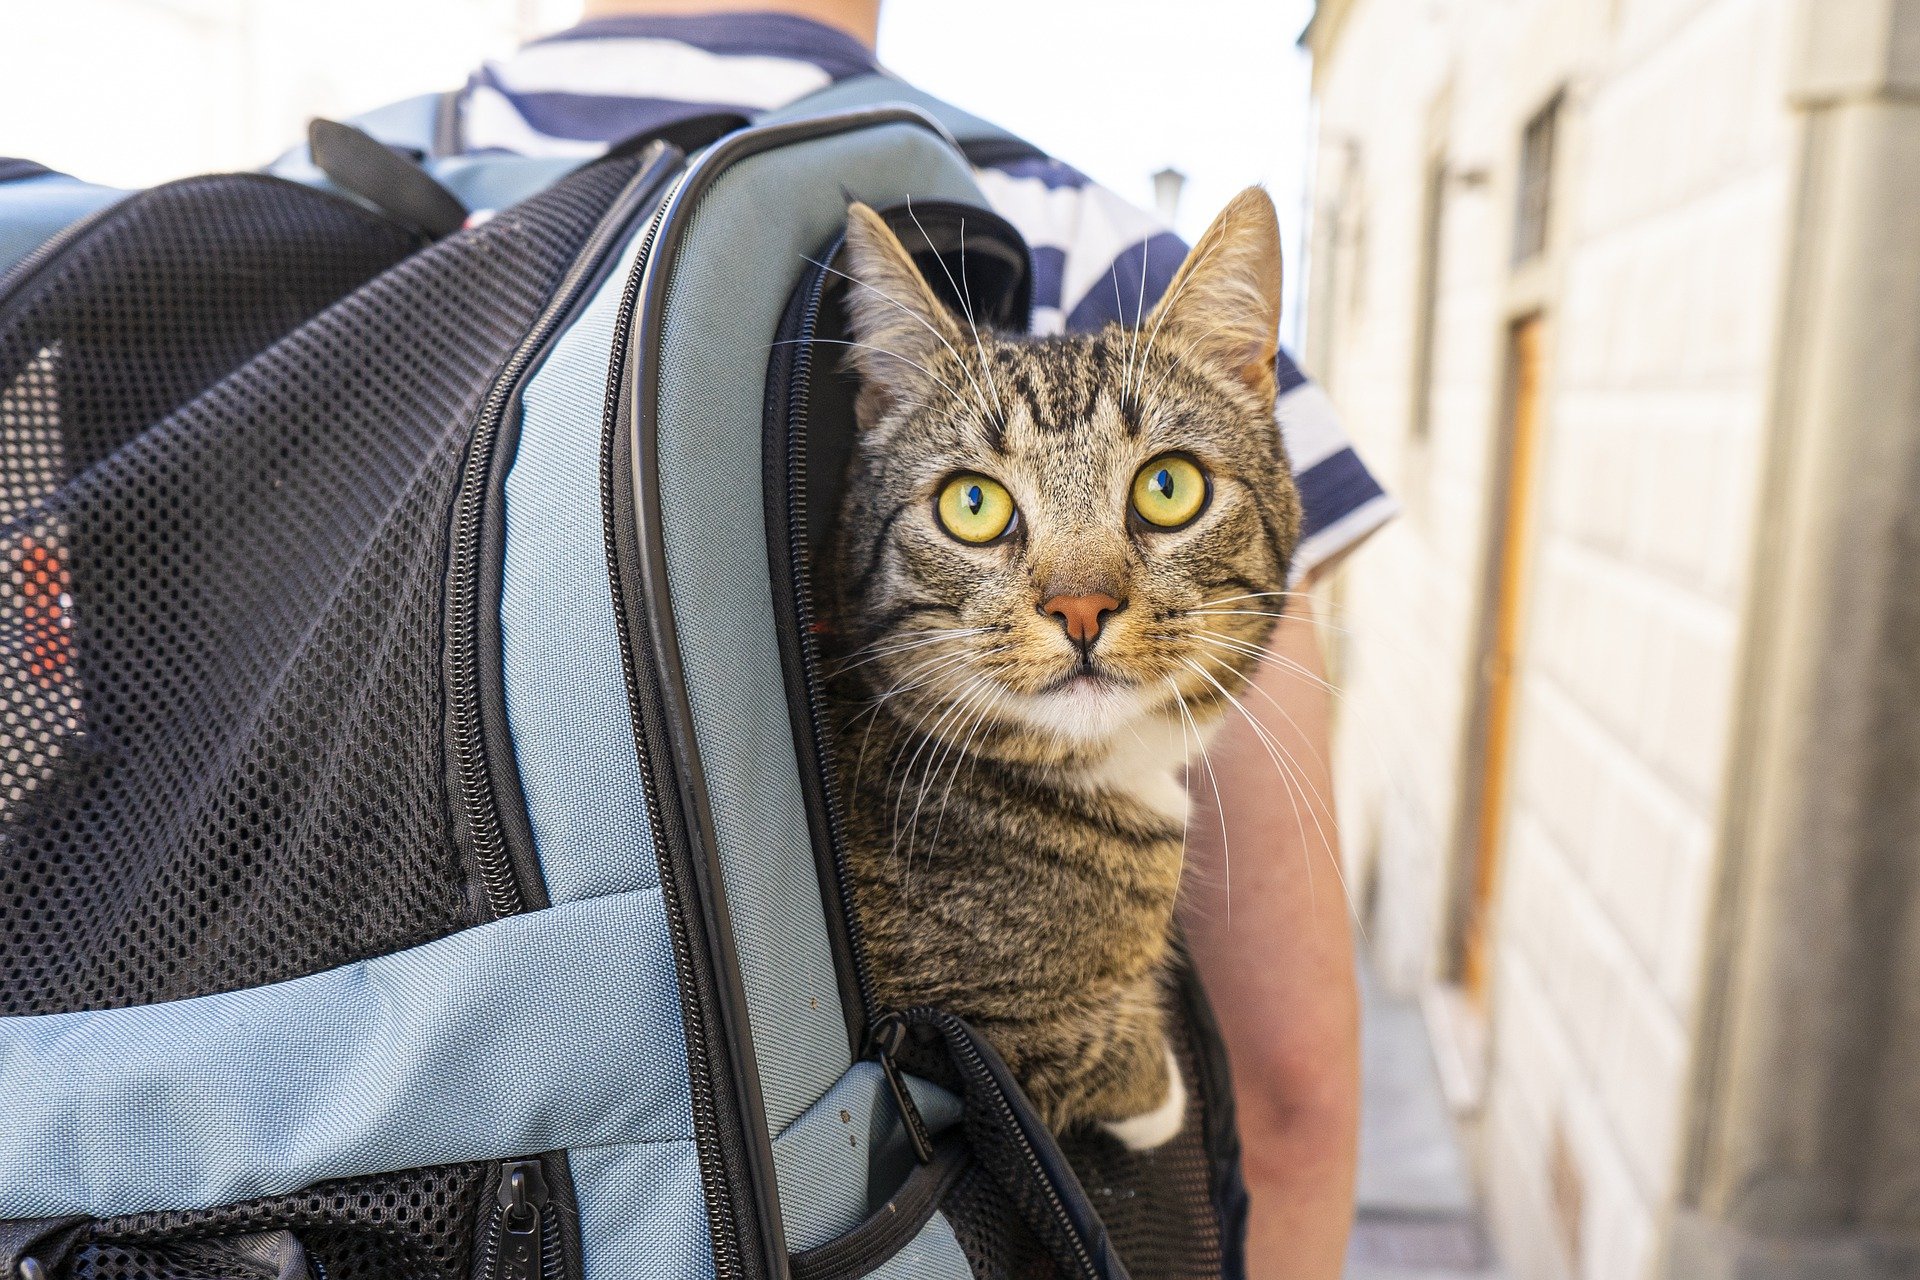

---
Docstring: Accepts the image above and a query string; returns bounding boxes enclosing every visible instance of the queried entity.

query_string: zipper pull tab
[869,1012,935,1165]
[494,1160,549,1280]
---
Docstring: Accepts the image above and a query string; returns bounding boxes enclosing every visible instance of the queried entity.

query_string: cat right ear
[1143,187,1283,401]
[839,202,963,419]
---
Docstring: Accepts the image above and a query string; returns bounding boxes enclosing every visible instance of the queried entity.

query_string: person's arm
[1179,594,1359,1280]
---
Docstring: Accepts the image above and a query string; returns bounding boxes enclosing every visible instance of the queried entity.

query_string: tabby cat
[827,188,1299,1149]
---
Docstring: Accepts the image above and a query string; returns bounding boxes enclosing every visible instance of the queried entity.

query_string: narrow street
[1347,964,1503,1280]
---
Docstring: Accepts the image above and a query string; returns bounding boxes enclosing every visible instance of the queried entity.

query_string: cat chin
[1010,672,1159,745]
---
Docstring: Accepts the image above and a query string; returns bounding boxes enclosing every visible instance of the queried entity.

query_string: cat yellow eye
[936,474,1017,544]
[1130,455,1210,529]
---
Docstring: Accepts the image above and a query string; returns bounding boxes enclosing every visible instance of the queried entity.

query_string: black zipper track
[763,251,878,1053]
[446,142,682,920]
[0,199,118,302]
[915,1008,1122,1280]
[475,1158,569,1280]
[764,199,1034,1060]
[603,107,967,1280]
[600,167,763,1280]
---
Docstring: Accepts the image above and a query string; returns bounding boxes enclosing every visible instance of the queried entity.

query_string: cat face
[831,191,1300,757]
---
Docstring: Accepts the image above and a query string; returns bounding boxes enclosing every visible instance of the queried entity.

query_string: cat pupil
[966,485,983,514]
[1154,469,1173,499]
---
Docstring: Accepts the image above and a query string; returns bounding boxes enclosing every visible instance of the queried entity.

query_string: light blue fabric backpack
[0,79,1247,1280]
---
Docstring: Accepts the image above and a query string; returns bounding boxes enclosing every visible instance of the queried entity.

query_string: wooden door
[1460,314,1546,1000]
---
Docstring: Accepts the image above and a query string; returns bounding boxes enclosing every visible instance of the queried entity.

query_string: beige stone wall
[1309,1,1799,1275]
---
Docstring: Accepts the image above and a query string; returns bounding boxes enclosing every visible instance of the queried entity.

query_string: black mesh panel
[941,1160,1059,1280]
[73,1163,491,1280]
[0,159,635,1015]
[1056,1005,1225,1280]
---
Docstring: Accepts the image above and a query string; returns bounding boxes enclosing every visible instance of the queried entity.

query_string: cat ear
[840,202,964,416]
[1143,187,1283,400]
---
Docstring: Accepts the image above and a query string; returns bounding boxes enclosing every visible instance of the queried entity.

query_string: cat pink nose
[1042,593,1123,646]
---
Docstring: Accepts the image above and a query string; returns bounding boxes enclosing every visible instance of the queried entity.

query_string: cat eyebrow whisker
[1129,232,1232,407]
[1131,236,1152,405]
[956,216,1010,430]
[803,252,1002,426]
[905,197,1008,430]
[1140,313,1243,406]
[768,337,971,407]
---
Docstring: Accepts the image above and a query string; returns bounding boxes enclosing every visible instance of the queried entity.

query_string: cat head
[830,189,1300,761]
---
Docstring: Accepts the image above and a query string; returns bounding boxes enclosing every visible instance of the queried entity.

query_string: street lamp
[1152,166,1187,225]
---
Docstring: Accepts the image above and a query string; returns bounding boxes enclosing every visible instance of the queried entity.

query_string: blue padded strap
[0,889,696,1221]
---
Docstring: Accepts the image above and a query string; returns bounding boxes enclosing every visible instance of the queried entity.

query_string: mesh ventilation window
[0,161,637,1015]
[1052,973,1232,1280]
[942,1161,1059,1280]
[74,1163,492,1280]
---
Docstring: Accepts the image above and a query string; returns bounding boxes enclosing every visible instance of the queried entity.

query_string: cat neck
[1069,710,1196,825]
[862,692,1206,824]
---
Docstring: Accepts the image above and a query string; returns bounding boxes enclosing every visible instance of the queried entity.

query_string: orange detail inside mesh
[15,536,74,688]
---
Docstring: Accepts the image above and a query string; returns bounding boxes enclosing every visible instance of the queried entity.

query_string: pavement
[1345,961,1505,1279]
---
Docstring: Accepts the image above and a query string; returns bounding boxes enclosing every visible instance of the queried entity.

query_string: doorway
[1456,313,1547,1001]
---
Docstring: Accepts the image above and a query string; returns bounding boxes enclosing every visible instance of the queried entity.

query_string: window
[1513,93,1562,266]
[1411,153,1448,440]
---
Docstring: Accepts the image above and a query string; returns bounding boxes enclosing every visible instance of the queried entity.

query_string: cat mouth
[1043,664,1130,694]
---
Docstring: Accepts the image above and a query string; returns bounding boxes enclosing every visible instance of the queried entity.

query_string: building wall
[1309,1,1798,1276]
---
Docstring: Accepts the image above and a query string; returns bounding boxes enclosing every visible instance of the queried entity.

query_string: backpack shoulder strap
[265,91,455,185]
[753,72,1047,167]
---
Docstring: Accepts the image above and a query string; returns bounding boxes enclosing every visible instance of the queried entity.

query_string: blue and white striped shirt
[453,13,1394,576]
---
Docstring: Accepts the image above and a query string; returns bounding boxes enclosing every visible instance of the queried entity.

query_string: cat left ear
[839,202,965,419]
[1143,187,1283,401]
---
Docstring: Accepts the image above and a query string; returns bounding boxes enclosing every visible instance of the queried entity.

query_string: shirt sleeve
[971,159,1397,581]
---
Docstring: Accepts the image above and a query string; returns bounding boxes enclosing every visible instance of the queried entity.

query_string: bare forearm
[1178,599,1359,1280]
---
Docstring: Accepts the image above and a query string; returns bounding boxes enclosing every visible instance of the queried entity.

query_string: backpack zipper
[909,1008,1106,1280]
[446,143,681,920]
[477,1161,562,1280]
[599,167,760,1280]
[602,111,1006,1280]
[0,198,120,302]
[766,250,881,1045]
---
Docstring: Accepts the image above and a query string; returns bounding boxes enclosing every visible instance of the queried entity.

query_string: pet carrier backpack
[0,77,1249,1280]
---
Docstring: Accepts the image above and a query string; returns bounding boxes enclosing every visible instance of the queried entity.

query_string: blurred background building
[1304,0,1920,1277]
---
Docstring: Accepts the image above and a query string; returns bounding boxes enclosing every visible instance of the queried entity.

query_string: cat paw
[1102,1044,1186,1151]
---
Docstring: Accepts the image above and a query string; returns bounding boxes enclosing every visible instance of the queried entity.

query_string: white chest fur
[1075,713,1195,823]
